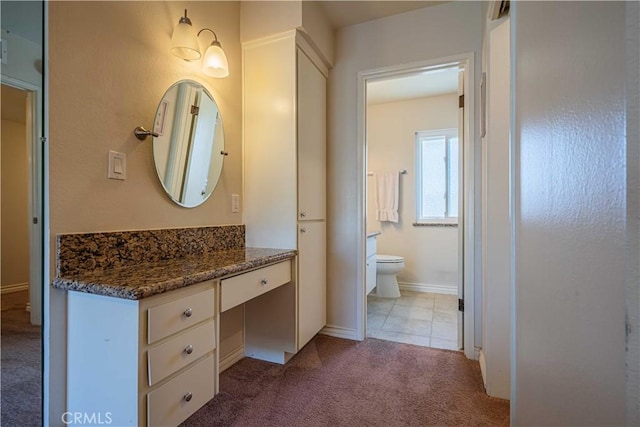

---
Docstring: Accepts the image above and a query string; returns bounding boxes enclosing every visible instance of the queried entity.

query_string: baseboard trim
[319,325,359,341]
[219,346,245,372]
[479,350,487,390]
[399,282,457,295]
[0,283,29,294]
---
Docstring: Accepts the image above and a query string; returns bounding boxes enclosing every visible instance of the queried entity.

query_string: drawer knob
[183,392,193,402]
[300,211,307,218]
[183,308,193,318]
[260,279,268,286]
[300,227,307,233]
[184,344,193,355]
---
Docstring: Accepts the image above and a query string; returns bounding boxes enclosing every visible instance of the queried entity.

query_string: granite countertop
[52,247,297,300]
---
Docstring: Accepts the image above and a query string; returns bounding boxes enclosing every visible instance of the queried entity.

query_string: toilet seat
[376,255,404,264]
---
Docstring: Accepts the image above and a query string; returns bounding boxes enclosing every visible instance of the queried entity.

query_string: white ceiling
[367,66,459,105]
[318,1,448,29]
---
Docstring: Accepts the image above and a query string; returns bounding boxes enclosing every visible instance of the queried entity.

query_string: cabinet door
[366,255,377,295]
[298,221,326,348]
[297,49,326,221]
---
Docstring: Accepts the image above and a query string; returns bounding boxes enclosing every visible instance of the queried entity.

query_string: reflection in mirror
[1,1,44,425]
[153,80,224,208]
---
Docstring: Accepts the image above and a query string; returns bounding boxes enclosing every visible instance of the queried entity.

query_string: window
[415,129,459,224]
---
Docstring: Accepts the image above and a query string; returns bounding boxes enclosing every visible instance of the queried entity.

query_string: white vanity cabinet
[366,234,378,295]
[243,30,327,351]
[66,281,217,427]
[64,257,298,426]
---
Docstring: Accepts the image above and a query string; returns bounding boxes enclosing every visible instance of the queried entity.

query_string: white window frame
[415,128,459,225]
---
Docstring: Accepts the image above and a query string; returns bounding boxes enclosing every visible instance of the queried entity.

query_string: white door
[296,48,326,221]
[457,68,465,349]
[182,90,217,206]
[297,221,326,348]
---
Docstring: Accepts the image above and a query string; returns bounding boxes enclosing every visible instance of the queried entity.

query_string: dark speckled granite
[52,247,296,300]
[54,225,296,300]
[57,226,245,277]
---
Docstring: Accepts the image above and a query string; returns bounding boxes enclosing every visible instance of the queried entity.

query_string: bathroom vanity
[366,231,380,295]
[53,227,298,426]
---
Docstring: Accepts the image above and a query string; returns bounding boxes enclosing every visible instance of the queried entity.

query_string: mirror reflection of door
[164,83,197,197]
[182,93,218,206]
[1,1,44,425]
[153,80,225,208]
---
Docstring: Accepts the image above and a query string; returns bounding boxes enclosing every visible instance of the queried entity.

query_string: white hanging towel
[375,171,399,223]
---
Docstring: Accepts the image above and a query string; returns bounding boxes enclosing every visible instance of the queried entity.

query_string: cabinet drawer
[148,320,216,386]
[148,288,215,344]
[147,353,215,427]
[220,260,292,312]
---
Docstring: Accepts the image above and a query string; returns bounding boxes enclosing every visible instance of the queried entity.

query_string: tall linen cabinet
[243,30,327,351]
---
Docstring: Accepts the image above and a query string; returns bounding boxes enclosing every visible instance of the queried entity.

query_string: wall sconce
[170,9,229,78]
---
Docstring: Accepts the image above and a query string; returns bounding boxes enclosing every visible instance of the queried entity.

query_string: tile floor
[367,289,460,350]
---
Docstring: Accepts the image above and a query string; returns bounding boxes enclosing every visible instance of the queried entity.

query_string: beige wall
[328,1,483,333]
[301,1,334,67]
[240,1,301,42]
[367,94,458,289]
[1,118,30,287]
[49,1,242,238]
[240,1,333,66]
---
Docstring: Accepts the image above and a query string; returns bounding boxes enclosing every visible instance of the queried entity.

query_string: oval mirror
[152,80,225,208]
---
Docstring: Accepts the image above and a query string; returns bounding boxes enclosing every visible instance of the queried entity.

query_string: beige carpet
[1,297,42,427]
[182,335,509,427]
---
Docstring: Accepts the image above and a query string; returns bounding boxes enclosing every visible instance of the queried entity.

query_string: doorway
[357,54,476,359]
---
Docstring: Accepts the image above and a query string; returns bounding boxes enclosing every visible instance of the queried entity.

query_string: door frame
[1,75,43,326]
[355,53,477,359]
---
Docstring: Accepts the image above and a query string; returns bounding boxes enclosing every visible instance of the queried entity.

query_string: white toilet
[375,255,404,298]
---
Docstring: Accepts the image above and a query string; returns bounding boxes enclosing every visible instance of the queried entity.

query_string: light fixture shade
[202,43,229,78]
[171,19,201,60]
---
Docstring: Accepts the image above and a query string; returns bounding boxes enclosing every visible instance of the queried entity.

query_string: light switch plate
[108,150,126,180]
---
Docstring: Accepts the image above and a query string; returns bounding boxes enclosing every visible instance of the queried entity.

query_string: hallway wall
[625,2,640,423]
[512,2,627,423]
[328,1,483,342]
